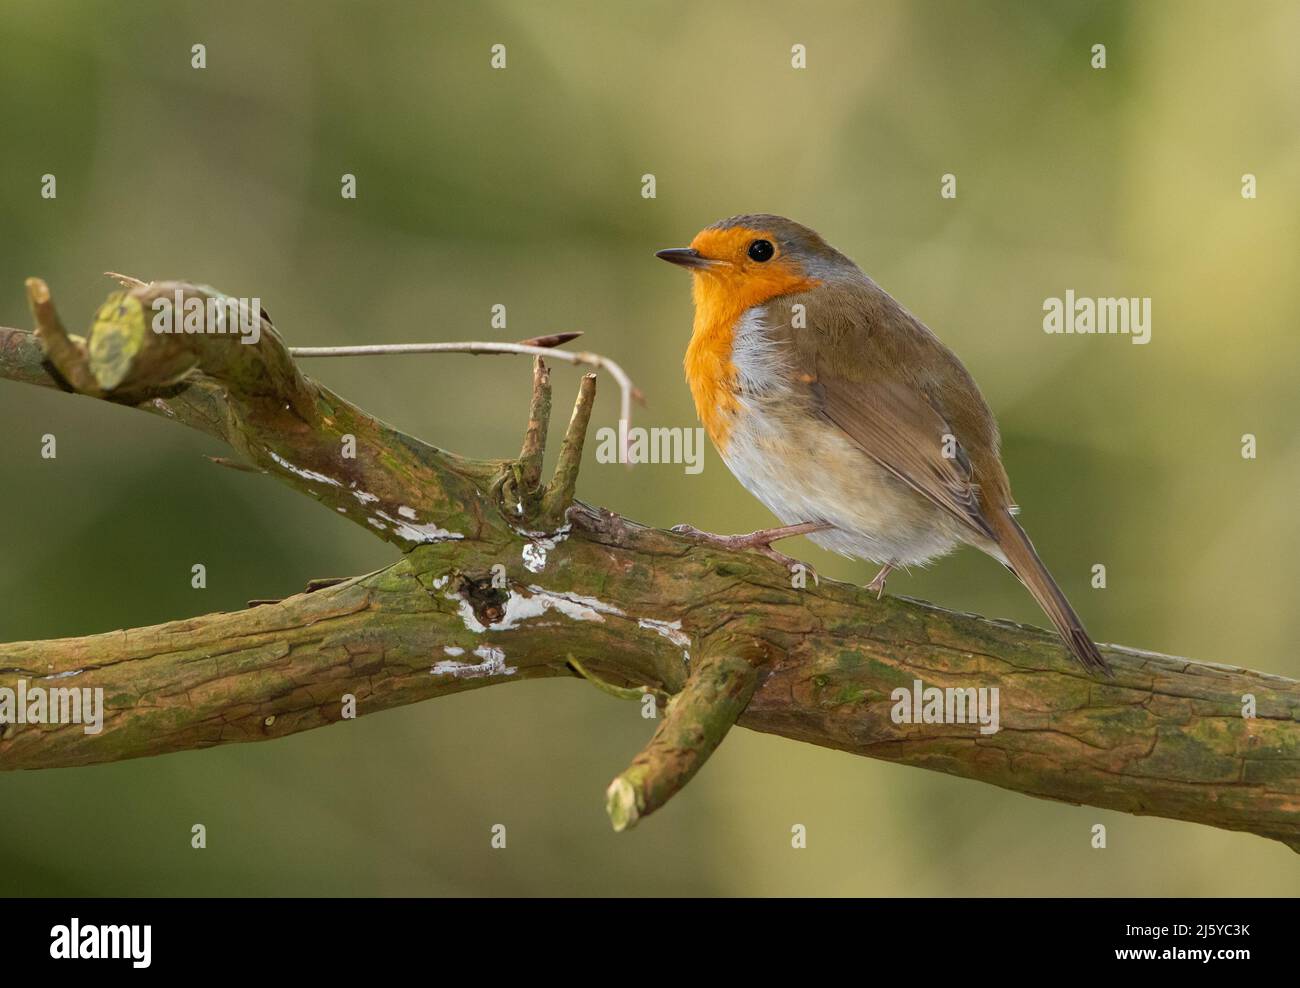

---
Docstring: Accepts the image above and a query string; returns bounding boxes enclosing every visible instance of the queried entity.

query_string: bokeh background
[1,0,1298,896]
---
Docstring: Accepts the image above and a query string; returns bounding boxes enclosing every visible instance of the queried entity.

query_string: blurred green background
[1,0,1298,896]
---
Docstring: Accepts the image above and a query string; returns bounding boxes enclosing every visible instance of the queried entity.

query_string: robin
[657,214,1111,676]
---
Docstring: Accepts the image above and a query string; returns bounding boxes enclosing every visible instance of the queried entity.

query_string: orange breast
[684,299,742,450]
[683,266,819,451]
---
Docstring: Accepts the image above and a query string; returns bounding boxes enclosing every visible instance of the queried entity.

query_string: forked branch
[1,276,1296,847]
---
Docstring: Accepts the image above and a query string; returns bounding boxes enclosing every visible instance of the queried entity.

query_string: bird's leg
[865,562,895,599]
[670,521,831,574]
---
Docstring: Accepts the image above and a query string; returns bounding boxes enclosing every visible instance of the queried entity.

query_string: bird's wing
[782,280,1002,541]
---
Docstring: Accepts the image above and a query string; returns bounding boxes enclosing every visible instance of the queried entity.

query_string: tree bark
[2,276,1297,848]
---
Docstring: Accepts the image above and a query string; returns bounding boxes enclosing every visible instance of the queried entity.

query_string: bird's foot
[670,521,831,576]
[865,562,895,600]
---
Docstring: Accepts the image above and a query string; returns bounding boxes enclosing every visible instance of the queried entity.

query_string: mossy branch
[1,276,1297,850]
[605,641,764,831]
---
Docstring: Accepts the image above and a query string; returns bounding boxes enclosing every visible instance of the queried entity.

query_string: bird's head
[656,214,856,314]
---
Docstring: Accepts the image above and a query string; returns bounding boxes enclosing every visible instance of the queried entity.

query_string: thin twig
[516,332,582,348]
[103,271,149,290]
[567,655,664,703]
[288,340,642,453]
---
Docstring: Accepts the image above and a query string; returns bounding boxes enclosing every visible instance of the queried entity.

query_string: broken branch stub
[606,640,768,831]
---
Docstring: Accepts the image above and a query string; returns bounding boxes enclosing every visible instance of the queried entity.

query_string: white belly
[718,403,965,567]
[715,307,967,568]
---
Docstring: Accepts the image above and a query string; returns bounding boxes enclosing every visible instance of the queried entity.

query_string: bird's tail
[988,511,1113,677]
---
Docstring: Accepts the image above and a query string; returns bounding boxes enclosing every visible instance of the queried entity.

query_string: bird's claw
[754,543,815,579]
[670,522,827,580]
[865,562,895,600]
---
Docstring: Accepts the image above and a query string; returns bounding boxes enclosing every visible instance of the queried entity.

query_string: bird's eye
[747,239,775,262]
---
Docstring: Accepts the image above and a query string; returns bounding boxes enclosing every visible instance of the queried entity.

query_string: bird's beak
[655,247,716,270]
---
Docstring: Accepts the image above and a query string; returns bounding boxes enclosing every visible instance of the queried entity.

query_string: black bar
[0,897,1285,974]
